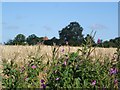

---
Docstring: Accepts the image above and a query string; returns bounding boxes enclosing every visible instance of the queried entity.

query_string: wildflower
[31,65,36,69]
[114,79,118,84]
[20,66,25,72]
[97,38,101,44]
[28,63,30,67]
[41,79,45,83]
[91,80,96,86]
[41,83,46,88]
[56,78,59,81]
[64,61,67,66]
[109,68,118,75]
[62,49,64,52]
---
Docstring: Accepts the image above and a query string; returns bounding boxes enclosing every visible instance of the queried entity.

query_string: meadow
[0,45,119,89]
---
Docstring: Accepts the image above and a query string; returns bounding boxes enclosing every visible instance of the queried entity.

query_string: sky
[2,2,118,43]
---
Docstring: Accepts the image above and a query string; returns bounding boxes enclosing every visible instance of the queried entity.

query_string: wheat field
[0,45,117,63]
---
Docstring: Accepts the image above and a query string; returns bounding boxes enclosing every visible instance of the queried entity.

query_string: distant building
[37,36,49,45]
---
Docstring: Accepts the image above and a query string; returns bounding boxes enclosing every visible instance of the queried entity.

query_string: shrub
[46,42,119,89]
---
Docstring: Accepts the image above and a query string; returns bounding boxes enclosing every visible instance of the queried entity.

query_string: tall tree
[13,34,26,45]
[59,22,84,46]
[26,34,39,45]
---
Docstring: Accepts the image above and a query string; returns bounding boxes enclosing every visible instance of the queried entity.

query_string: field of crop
[0,45,117,61]
[0,45,119,89]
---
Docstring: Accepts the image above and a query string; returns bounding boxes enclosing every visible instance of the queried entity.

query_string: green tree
[44,37,59,45]
[26,34,39,45]
[13,34,26,45]
[59,22,84,46]
[102,37,120,48]
[102,41,110,48]
[4,39,14,45]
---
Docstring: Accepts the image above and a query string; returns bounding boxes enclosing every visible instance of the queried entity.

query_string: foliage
[59,22,84,46]
[102,37,120,48]
[46,33,119,89]
[44,37,60,45]
[114,38,120,88]
[2,46,46,88]
[4,39,14,45]
[5,34,27,45]
[26,34,40,45]
[13,34,26,45]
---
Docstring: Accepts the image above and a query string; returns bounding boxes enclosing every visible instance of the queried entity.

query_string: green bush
[46,43,119,89]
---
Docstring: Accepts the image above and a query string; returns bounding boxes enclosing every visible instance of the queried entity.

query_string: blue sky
[2,2,118,43]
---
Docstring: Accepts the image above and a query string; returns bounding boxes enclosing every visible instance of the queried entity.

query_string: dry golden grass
[0,45,117,64]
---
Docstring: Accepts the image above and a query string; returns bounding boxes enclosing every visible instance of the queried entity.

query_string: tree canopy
[26,34,40,45]
[14,34,26,45]
[59,22,84,46]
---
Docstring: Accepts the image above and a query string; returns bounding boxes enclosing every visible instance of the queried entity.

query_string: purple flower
[91,80,96,86]
[41,79,45,83]
[56,78,59,81]
[64,61,67,66]
[109,68,118,75]
[62,49,64,52]
[114,79,118,84]
[41,83,46,88]
[31,65,36,69]
[20,67,25,72]
[97,39,101,44]
[28,63,30,67]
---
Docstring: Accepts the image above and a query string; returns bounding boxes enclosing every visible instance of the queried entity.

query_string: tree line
[4,22,120,48]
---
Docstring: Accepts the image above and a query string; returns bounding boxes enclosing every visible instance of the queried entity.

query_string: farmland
[0,45,119,89]
[0,45,117,63]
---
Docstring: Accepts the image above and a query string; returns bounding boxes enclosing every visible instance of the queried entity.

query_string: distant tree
[59,22,84,46]
[114,37,120,47]
[4,39,14,45]
[102,37,120,48]
[44,37,59,45]
[26,34,39,45]
[51,37,59,44]
[13,34,26,45]
[102,40,110,48]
